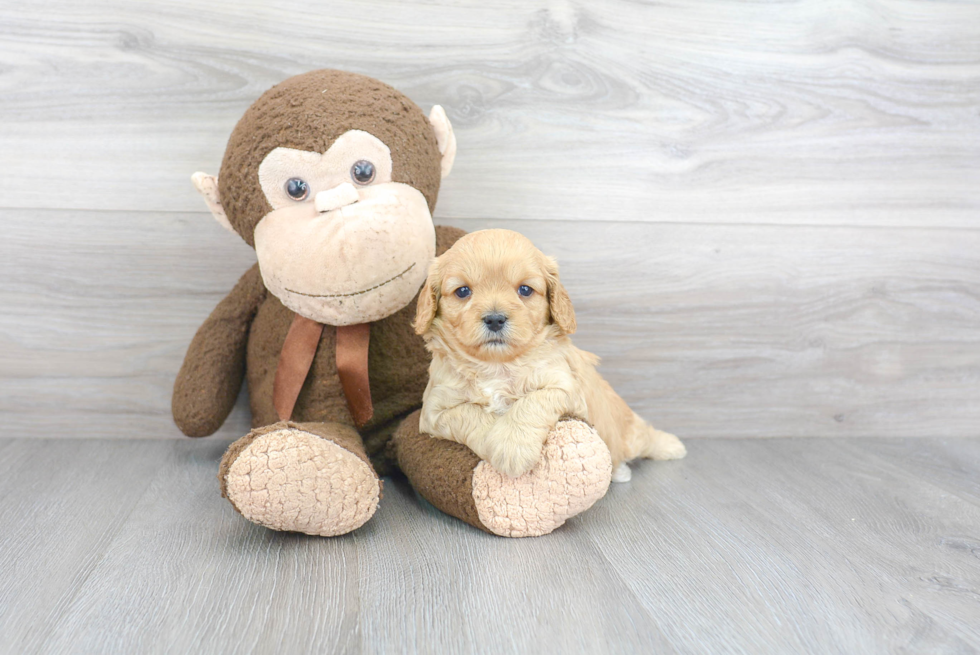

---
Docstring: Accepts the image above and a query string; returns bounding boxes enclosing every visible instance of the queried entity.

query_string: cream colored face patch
[253,130,436,326]
[258,131,394,209]
[254,183,436,326]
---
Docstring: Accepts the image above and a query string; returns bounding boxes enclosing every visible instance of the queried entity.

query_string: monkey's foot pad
[472,419,612,538]
[223,427,380,537]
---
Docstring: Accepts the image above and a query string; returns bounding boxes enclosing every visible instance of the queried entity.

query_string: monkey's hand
[482,388,574,477]
[172,264,266,437]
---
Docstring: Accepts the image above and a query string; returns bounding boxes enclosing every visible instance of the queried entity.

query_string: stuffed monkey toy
[173,70,612,538]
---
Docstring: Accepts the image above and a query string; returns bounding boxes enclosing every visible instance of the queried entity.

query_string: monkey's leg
[219,421,380,536]
[393,411,613,537]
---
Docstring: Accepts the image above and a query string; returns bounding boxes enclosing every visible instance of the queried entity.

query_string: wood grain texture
[0,439,176,652]
[849,437,980,507]
[0,437,978,654]
[3,209,977,439]
[589,438,980,653]
[0,0,978,226]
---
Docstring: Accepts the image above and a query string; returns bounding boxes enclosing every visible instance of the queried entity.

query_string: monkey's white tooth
[315,183,359,213]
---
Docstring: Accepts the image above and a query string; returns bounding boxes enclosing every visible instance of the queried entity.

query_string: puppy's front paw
[484,423,545,478]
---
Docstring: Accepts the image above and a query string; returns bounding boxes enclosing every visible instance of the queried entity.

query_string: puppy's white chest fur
[477,368,518,415]
[467,364,518,416]
[454,347,576,417]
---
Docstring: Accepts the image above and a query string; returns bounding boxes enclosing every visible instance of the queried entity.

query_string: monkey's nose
[483,313,508,333]
[315,183,359,213]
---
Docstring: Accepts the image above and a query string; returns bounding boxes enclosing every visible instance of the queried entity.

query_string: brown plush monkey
[173,70,612,538]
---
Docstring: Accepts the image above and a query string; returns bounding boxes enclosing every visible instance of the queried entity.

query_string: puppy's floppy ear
[414,259,442,335]
[544,256,576,335]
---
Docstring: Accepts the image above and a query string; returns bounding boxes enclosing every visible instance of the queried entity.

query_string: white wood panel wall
[1,0,978,438]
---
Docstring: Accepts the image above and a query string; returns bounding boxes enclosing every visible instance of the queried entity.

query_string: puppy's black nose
[483,313,507,333]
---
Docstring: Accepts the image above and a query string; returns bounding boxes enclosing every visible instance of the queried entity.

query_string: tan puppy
[414,229,686,481]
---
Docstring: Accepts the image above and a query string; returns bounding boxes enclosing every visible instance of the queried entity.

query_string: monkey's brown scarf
[272,314,373,427]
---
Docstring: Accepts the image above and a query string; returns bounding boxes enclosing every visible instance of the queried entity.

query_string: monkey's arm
[172,264,267,437]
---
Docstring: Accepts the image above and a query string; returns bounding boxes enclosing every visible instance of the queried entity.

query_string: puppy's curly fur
[414,229,685,480]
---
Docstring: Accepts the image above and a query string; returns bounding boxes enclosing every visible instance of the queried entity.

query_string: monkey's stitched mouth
[286,263,416,299]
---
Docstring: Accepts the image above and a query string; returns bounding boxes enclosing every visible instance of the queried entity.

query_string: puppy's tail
[629,414,686,461]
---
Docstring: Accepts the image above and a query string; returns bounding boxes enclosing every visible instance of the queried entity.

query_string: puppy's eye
[285,178,310,201]
[351,160,376,185]
[518,285,533,297]
[454,286,471,299]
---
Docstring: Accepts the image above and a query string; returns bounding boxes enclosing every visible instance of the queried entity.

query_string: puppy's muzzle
[483,312,508,333]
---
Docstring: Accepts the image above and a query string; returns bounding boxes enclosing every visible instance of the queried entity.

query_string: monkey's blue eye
[351,160,375,185]
[285,178,309,200]
[454,286,471,299]
[518,285,533,297]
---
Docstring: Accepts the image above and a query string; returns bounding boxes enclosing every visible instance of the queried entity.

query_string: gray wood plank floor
[1,437,978,654]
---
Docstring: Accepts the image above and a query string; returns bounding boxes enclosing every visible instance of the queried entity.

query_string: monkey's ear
[413,260,442,335]
[191,172,236,235]
[428,105,456,180]
[544,256,577,335]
